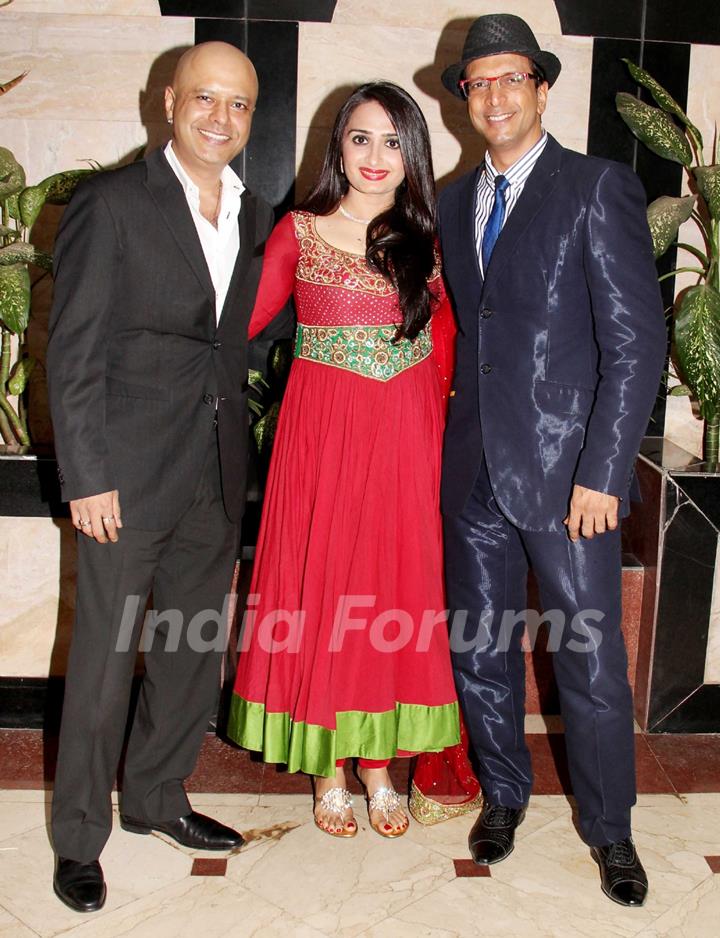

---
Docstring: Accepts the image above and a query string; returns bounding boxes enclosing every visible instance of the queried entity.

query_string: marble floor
[0,787,718,938]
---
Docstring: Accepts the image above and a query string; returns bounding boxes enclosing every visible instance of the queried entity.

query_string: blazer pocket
[106,376,170,401]
[533,379,595,415]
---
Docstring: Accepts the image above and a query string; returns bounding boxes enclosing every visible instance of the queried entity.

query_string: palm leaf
[646,195,695,259]
[0,263,31,334]
[253,402,280,452]
[0,147,25,201]
[0,242,52,270]
[616,93,693,166]
[8,355,36,395]
[674,285,720,420]
[623,59,703,149]
[41,167,95,205]
[693,165,720,220]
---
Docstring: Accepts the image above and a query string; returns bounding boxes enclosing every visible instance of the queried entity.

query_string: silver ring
[101,516,115,524]
[79,519,91,527]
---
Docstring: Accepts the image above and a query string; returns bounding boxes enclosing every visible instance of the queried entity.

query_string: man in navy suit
[438,14,666,906]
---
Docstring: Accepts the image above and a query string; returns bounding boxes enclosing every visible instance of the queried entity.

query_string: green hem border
[226,694,460,777]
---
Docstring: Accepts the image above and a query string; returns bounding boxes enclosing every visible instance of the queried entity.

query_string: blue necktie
[482,174,509,273]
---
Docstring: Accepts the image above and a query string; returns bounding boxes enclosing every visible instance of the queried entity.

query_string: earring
[167,117,173,124]
[339,157,345,175]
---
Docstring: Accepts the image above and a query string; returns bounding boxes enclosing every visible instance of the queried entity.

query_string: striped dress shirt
[475,131,548,277]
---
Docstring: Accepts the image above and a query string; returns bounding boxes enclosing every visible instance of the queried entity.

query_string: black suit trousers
[444,458,636,847]
[51,433,238,863]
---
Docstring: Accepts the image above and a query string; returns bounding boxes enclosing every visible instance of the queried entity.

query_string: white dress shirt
[474,130,548,277]
[164,142,245,324]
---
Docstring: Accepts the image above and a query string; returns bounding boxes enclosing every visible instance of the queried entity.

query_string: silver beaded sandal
[313,787,357,838]
[367,786,409,838]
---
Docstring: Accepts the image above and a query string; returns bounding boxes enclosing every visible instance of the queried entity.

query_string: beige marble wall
[8,0,161,13]
[0,517,76,677]
[332,0,561,32]
[296,20,593,196]
[1,9,192,182]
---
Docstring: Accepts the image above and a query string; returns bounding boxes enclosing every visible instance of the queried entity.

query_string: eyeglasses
[458,71,535,99]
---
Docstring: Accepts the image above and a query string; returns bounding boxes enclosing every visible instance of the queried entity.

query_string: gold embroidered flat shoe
[313,787,357,838]
[367,786,409,838]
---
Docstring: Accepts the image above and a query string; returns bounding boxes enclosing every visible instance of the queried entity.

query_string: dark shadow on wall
[27,45,190,450]
[414,18,484,193]
[293,83,355,200]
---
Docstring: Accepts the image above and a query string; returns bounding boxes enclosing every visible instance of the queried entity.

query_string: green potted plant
[0,69,95,447]
[616,61,720,465]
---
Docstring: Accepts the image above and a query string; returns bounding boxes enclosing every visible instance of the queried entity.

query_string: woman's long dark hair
[297,81,437,341]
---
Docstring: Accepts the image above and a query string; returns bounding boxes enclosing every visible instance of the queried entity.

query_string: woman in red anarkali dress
[228,81,480,837]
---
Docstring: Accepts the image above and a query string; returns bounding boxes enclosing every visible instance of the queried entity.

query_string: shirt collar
[483,130,548,187]
[164,141,245,201]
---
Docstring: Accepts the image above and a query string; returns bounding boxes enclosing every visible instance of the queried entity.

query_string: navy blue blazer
[438,134,666,531]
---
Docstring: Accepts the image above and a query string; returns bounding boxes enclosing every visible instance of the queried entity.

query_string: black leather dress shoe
[120,810,245,850]
[469,802,527,865]
[53,857,106,913]
[591,837,648,907]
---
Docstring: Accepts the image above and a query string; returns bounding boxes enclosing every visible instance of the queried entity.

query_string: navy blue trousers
[444,458,636,846]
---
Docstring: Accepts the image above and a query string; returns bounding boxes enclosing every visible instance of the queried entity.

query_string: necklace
[339,202,372,225]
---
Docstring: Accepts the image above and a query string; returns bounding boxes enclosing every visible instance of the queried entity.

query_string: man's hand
[70,490,122,543]
[563,484,619,542]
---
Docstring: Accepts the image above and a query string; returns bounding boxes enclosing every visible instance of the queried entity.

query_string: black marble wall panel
[554,0,720,45]
[622,451,664,726]
[195,18,297,211]
[644,0,720,45]
[160,0,336,20]
[0,453,66,517]
[553,0,644,39]
[649,473,720,732]
[587,37,643,166]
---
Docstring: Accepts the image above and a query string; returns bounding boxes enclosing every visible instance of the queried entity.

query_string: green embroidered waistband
[294,322,432,382]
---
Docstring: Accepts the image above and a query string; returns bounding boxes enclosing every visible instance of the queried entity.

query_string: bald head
[171,42,258,99]
[165,41,258,184]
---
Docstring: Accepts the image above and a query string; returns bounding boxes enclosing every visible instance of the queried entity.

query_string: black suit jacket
[47,147,273,528]
[439,134,666,531]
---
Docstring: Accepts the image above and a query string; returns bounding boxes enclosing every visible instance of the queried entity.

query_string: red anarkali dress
[228,211,475,796]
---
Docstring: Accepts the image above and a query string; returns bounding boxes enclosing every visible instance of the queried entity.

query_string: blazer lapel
[144,148,215,307]
[483,134,564,293]
[217,191,258,331]
[457,167,484,290]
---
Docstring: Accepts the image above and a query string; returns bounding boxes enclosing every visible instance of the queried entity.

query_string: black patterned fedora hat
[441,13,561,97]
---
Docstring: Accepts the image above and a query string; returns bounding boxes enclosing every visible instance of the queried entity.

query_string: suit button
[212,340,222,349]
[203,393,215,405]
[480,363,492,375]
[480,308,493,319]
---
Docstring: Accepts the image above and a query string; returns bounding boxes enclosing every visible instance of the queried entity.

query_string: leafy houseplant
[0,70,94,446]
[616,61,720,465]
